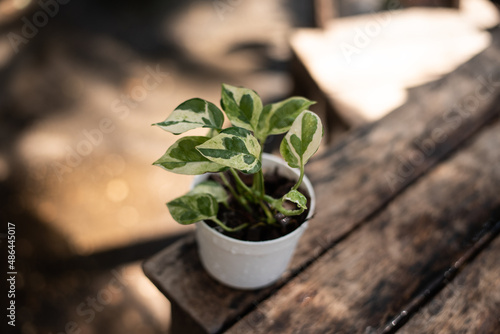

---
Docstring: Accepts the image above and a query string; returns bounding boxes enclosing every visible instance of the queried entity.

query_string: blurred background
[0,0,498,333]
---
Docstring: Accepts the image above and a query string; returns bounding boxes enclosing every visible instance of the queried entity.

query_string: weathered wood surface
[398,223,500,334]
[227,116,500,333]
[380,214,500,333]
[143,27,500,334]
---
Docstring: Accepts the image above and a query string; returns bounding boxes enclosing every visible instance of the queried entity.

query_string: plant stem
[259,200,276,224]
[250,222,266,228]
[219,172,251,212]
[252,169,265,199]
[229,169,275,224]
[292,165,305,191]
[212,217,248,232]
[229,169,255,198]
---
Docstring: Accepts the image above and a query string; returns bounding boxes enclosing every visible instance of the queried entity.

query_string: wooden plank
[227,114,500,333]
[380,214,500,333]
[398,222,500,334]
[143,28,500,334]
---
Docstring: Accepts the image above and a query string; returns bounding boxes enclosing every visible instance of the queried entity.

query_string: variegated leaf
[196,127,262,174]
[153,98,224,134]
[283,189,307,211]
[221,84,263,132]
[255,97,315,142]
[280,110,323,169]
[189,180,229,206]
[167,193,218,225]
[153,136,227,175]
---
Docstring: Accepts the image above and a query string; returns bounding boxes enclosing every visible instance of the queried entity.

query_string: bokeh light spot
[106,179,129,202]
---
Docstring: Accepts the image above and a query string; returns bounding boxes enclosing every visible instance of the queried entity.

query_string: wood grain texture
[227,119,500,333]
[398,230,500,334]
[380,214,500,333]
[143,27,500,334]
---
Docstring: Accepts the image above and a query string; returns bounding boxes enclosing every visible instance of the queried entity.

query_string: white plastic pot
[193,153,315,290]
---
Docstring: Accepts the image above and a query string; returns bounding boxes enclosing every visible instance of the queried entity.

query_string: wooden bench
[143,26,500,333]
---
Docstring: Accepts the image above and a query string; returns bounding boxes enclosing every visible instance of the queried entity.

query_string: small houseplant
[153,84,323,289]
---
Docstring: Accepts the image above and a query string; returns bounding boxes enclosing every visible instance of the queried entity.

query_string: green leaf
[153,136,227,175]
[280,110,323,169]
[189,181,229,206]
[167,193,218,225]
[283,190,307,211]
[221,84,263,132]
[267,189,307,216]
[196,127,262,174]
[153,98,224,134]
[256,97,315,141]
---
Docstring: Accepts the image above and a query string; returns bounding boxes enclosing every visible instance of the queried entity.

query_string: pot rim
[194,153,315,246]
[197,219,310,247]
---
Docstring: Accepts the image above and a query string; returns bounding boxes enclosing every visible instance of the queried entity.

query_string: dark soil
[205,168,311,241]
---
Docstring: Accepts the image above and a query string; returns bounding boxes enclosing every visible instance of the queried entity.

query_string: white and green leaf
[267,189,307,216]
[153,136,227,175]
[221,84,263,132]
[153,98,224,134]
[280,110,323,169]
[255,97,315,142]
[283,190,307,211]
[167,193,218,225]
[196,127,262,174]
[189,180,229,206]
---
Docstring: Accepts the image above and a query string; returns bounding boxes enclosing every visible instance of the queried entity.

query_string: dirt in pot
[204,168,311,242]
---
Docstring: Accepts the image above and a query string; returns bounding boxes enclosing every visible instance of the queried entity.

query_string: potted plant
[153,84,323,289]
